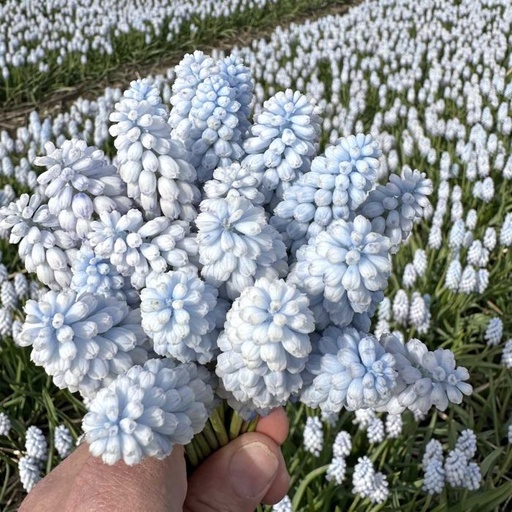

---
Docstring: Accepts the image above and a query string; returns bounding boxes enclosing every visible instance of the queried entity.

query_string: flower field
[1,0,512,511]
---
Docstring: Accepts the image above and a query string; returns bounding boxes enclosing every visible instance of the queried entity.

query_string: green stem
[229,411,244,440]
[195,432,213,459]
[202,420,220,451]
[185,443,199,468]
[210,406,230,446]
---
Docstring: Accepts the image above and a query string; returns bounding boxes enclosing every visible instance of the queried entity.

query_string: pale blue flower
[502,340,512,368]
[70,242,130,301]
[1,280,17,309]
[271,134,381,253]
[379,335,472,415]
[455,429,477,459]
[141,270,218,364]
[483,227,496,251]
[0,412,11,436]
[54,425,73,458]
[359,167,433,251]
[445,258,462,291]
[326,456,347,484]
[423,457,445,495]
[367,417,385,443]
[88,209,198,289]
[25,426,47,461]
[196,194,287,300]
[110,78,199,219]
[83,358,213,465]
[485,317,503,346]
[291,216,391,326]
[203,163,265,205]
[333,430,352,457]
[500,213,512,246]
[14,272,29,299]
[19,455,43,492]
[35,139,131,238]
[243,89,321,205]
[301,326,397,412]
[0,194,76,289]
[385,413,403,438]
[448,219,466,249]
[303,416,324,457]
[216,277,314,410]
[18,290,148,398]
[272,495,293,512]
[458,264,477,293]
[444,449,467,487]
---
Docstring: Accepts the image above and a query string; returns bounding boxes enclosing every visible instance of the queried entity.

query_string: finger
[261,451,290,505]
[63,445,187,512]
[255,407,289,446]
[185,432,286,512]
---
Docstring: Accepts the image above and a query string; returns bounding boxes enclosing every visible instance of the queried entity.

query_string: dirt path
[0,0,359,134]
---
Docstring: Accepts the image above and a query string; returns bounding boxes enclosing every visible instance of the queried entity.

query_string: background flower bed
[1,0,512,510]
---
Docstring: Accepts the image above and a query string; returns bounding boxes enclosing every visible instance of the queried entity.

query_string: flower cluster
[6,48,472,478]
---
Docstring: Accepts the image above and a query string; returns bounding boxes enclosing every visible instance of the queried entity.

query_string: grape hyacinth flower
[196,194,287,300]
[502,340,512,368]
[367,417,385,443]
[88,209,198,289]
[216,277,314,412]
[353,456,389,503]
[379,335,472,415]
[35,139,131,238]
[0,194,77,289]
[358,166,433,251]
[392,289,409,325]
[243,89,321,204]
[14,272,29,299]
[271,135,381,252]
[54,425,73,458]
[0,412,11,436]
[203,163,265,205]
[445,259,462,291]
[303,416,324,457]
[83,358,213,465]
[385,413,403,438]
[272,495,293,512]
[333,430,352,457]
[141,270,219,364]
[444,449,468,487]
[326,456,347,484]
[18,290,148,398]
[290,216,391,327]
[455,429,477,459]
[485,317,503,346]
[301,327,397,413]
[423,457,445,495]
[19,456,43,493]
[110,78,200,219]
[25,426,47,461]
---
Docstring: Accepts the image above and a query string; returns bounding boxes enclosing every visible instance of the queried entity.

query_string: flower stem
[185,442,199,468]
[195,432,213,459]
[229,410,244,440]
[210,406,230,446]
[202,420,220,451]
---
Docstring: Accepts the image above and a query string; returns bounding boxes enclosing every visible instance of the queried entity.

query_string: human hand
[19,408,290,512]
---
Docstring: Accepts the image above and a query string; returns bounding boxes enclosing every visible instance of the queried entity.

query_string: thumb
[185,432,289,512]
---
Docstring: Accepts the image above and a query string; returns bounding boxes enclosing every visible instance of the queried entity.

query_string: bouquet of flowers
[2,51,472,468]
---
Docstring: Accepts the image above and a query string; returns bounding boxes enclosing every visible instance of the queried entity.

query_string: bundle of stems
[185,403,259,469]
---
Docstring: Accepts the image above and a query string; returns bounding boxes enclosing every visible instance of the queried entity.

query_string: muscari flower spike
[82,358,213,466]
[70,242,137,305]
[141,270,219,364]
[271,134,381,254]
[35,139,132,238]
[378,335,472,416]
[0,193,77,289]
[110,78,200,220]
[18,290,148,398]
[216,277,315,412]
[54,425,73,459]
[196,193,287,300]
[290,216,391,328]
[301,326,398,413]
[243,89,322,206]
[358,166,433,251]
[87,209,198,289]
